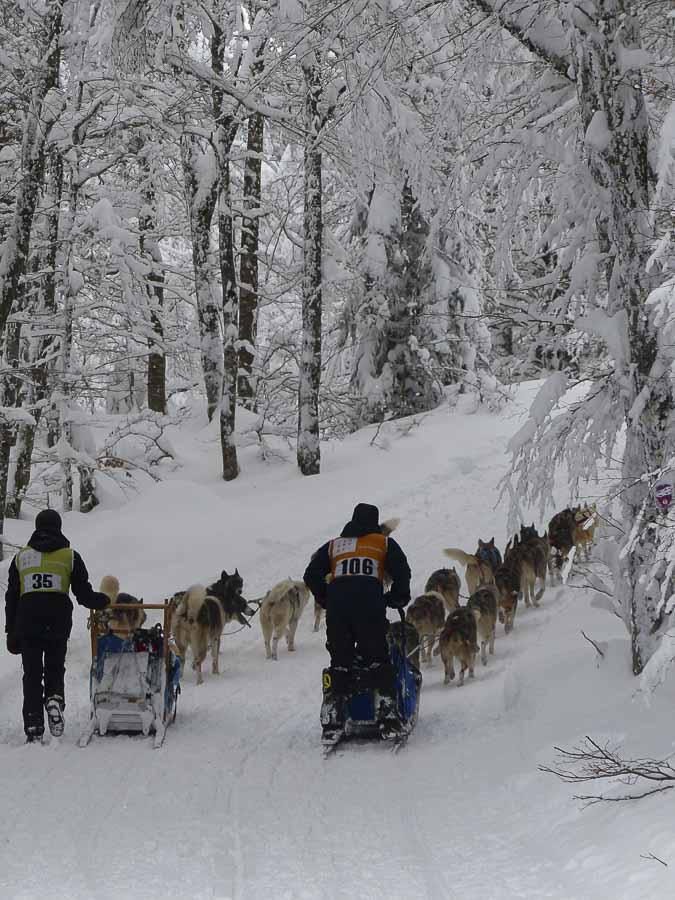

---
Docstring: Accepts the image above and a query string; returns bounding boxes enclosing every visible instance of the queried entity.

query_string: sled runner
[322,615,422,756]
[80,602,181,749]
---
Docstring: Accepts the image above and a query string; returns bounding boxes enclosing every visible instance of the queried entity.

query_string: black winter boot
[372,663,403,740]
[45,695,65,737]
[25,725,44,744]
[321,667,349,744]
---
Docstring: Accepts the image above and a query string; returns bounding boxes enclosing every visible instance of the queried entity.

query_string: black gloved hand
[383,591,407,610]
[6,633,22,655]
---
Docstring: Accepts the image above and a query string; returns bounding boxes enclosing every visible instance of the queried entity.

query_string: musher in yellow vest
[304,503,411,742]
[4,509,109,743]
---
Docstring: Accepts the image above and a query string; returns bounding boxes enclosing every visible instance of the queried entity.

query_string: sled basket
[83,603,181,747]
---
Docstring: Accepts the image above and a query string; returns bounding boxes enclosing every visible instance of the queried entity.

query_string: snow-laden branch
[468,0,572,82]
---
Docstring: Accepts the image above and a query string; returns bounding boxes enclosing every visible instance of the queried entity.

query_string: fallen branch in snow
[640,852,668,868]
[581,630,606,659]
[369,418,387,449]
[539,736,675,807]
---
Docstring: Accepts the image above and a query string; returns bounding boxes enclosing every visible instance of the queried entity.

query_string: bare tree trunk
[218,154,240,481]
[147,309,166,413]
[238,111,263,408]
[6,147,63,519]
[211,20,240,480]
[58,79,90,514]
[0,0,65,346]
[182,135,221,421]
[79,466,98,512]
[0,0,64,555]
[60,278,74,512]
[139,162,166,414]
[297,65,323,476]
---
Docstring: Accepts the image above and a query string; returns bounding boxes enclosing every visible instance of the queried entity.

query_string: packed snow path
[1,389,674,900]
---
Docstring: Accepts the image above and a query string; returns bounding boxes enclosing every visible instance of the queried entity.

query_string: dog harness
[329,533,387,583]
[16,547,74,596]
[477,547,500,570]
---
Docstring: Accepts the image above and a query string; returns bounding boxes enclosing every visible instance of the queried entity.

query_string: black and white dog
[171,570,255,683]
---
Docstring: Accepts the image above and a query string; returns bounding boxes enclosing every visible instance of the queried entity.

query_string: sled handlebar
[103,603,172,610]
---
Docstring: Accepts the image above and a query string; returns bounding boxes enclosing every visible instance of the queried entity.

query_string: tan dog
[99,575,146,635]
[172,585,223,685]
[259,580,311,660]
[424,568,460,613]
[467,585,498,665]
[573,503,597,561]
[443,548,495,595]
[406,591,446,666]
[434,607,480,685]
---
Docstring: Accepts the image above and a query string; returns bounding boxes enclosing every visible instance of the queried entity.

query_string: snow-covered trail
[1,389,674,900]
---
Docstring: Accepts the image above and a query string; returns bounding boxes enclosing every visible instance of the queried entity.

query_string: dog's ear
[222,570,229,580]
[234,568,240,577]
[489,537,495,546]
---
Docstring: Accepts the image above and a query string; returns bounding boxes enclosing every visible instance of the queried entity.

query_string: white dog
[260,580,311,660]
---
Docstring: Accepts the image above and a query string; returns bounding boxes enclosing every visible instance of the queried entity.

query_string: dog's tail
[443,548,478,568]
[100,575,120,603]
[381,517,400,536]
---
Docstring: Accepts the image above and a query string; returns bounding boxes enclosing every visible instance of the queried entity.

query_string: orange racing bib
[329,533,387,583]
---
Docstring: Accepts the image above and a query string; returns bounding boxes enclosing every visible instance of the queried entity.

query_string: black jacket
[5,529,109,640]
[304,520,411,610]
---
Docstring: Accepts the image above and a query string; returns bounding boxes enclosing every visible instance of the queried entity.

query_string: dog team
[98,503,597,691]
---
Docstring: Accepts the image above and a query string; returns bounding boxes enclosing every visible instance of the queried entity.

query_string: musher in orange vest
[303,503,411,742]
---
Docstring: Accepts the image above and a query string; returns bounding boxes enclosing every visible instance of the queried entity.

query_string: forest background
[0,0,674,679]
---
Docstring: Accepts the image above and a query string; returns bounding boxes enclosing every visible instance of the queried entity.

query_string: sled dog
[434,607,480,686]
[172,585,224,685]
[406,591,447,666]
[443,548,495,595]
[259,580,311,660]
[493,550,520,634]
[573,503,597,561]
[475,538,502,574]
[206,570,256,625]
[516,524,549,606]
[170,571,255,682]
[424,568,460,613]
[547,509,577,576]
[467,585,498,665]
[313,601,324,632]
[99,575,147,634]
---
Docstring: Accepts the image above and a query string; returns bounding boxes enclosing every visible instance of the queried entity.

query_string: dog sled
[80,602,182,749]
[322,612,422,756]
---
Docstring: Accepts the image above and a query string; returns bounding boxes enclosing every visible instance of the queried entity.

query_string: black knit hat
[35,509,63,533]
[351,503,379,532]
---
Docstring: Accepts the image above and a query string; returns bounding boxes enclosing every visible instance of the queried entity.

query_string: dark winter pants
[21,637,67,734]
[325,597,389,692]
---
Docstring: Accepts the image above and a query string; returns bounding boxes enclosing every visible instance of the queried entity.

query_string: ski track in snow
[1,390,675,899]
